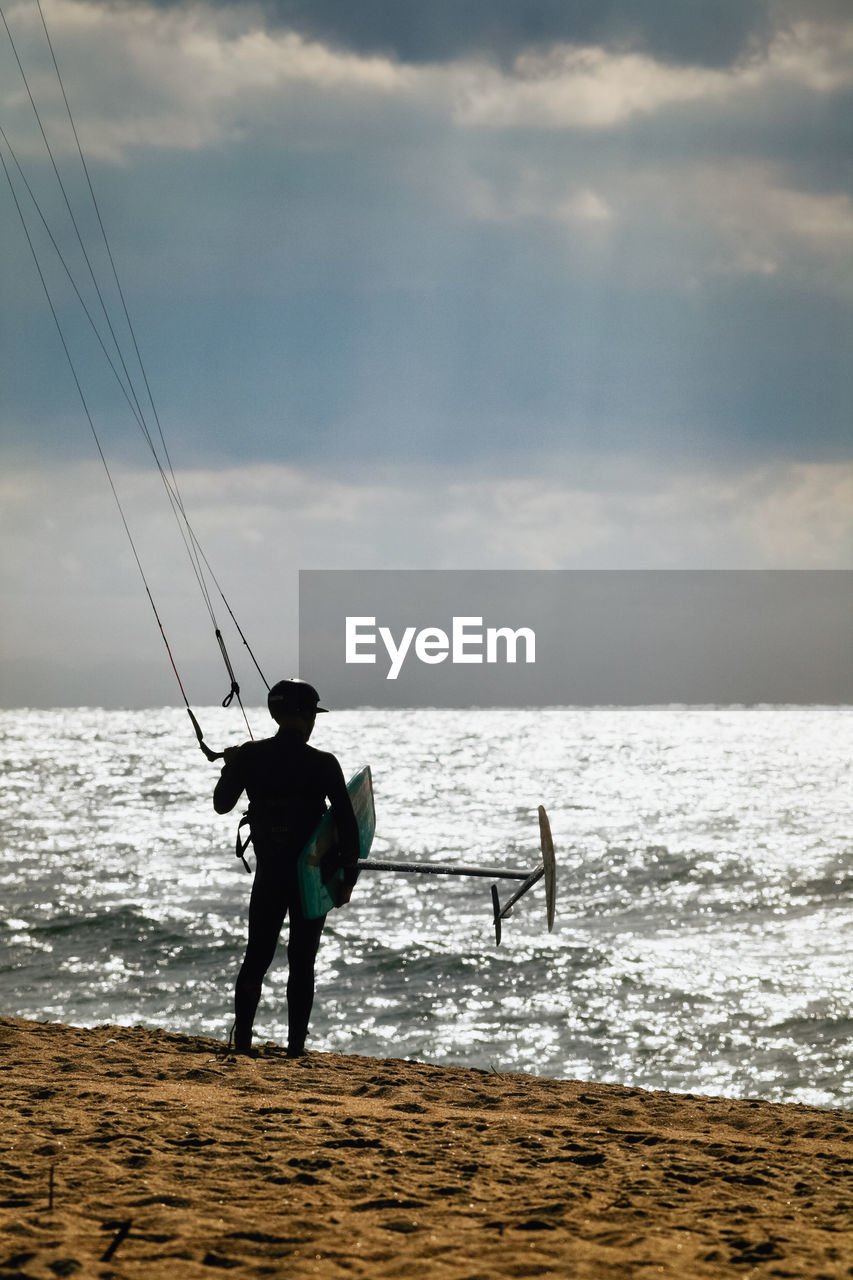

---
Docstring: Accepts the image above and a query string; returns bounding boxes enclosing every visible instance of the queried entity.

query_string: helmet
[267,678,328,717]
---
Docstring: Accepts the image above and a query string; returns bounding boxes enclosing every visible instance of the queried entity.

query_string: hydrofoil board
[297,764,375,919]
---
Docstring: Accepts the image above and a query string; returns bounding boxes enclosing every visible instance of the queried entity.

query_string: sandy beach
[1,1016,851,1279]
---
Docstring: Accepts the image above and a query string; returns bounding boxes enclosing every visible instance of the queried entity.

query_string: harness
[234,799,317,873]
[235,813,252,873]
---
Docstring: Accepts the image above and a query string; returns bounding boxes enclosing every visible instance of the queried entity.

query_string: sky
[1,0,851,707]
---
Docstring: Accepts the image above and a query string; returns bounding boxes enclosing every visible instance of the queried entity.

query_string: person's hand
[223,745,241,764]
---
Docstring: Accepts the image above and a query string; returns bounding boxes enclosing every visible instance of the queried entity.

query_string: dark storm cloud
[272,0,772,67]
[132,0,772,69]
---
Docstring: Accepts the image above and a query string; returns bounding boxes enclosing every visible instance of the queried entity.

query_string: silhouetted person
[213,678,359,1057]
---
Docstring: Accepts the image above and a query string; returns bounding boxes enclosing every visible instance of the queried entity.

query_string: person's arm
[324,755,360,864]
[213,745,248,814]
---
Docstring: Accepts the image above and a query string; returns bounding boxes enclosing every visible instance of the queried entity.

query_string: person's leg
[234,867,287,1053]
[285,901,327,1055]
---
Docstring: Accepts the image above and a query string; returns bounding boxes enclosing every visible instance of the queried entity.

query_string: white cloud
[453,47,724,131]
[451,22,853,131]
[692,164,853,269]
[740,462,853,563]
[443,151,853,289]
[4,453,851,596]
[629,162,853,287]
[2,0,411,161]
[451,165,614,230]
[764,18,853,94]
[2,455,850,700]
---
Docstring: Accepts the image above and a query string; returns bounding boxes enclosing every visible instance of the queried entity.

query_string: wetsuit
[213,728,359,1053]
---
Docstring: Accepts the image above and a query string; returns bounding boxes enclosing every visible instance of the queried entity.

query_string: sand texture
[1,1016,851,1278]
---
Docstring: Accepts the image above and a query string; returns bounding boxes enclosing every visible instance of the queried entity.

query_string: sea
[1,705,851,1109]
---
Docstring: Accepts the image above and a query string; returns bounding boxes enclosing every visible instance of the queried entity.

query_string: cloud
[0,0,411,163]
[3,453,851,703]
[136,0,773,71]
[4,452,852,592]
[4,1,851,168]
[452,47,725,131]
[692,165,853,285]
[263,0,853,84]
[449,20,853,130]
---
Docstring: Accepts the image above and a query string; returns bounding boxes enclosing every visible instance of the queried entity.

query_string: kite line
[0,0,269,756]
